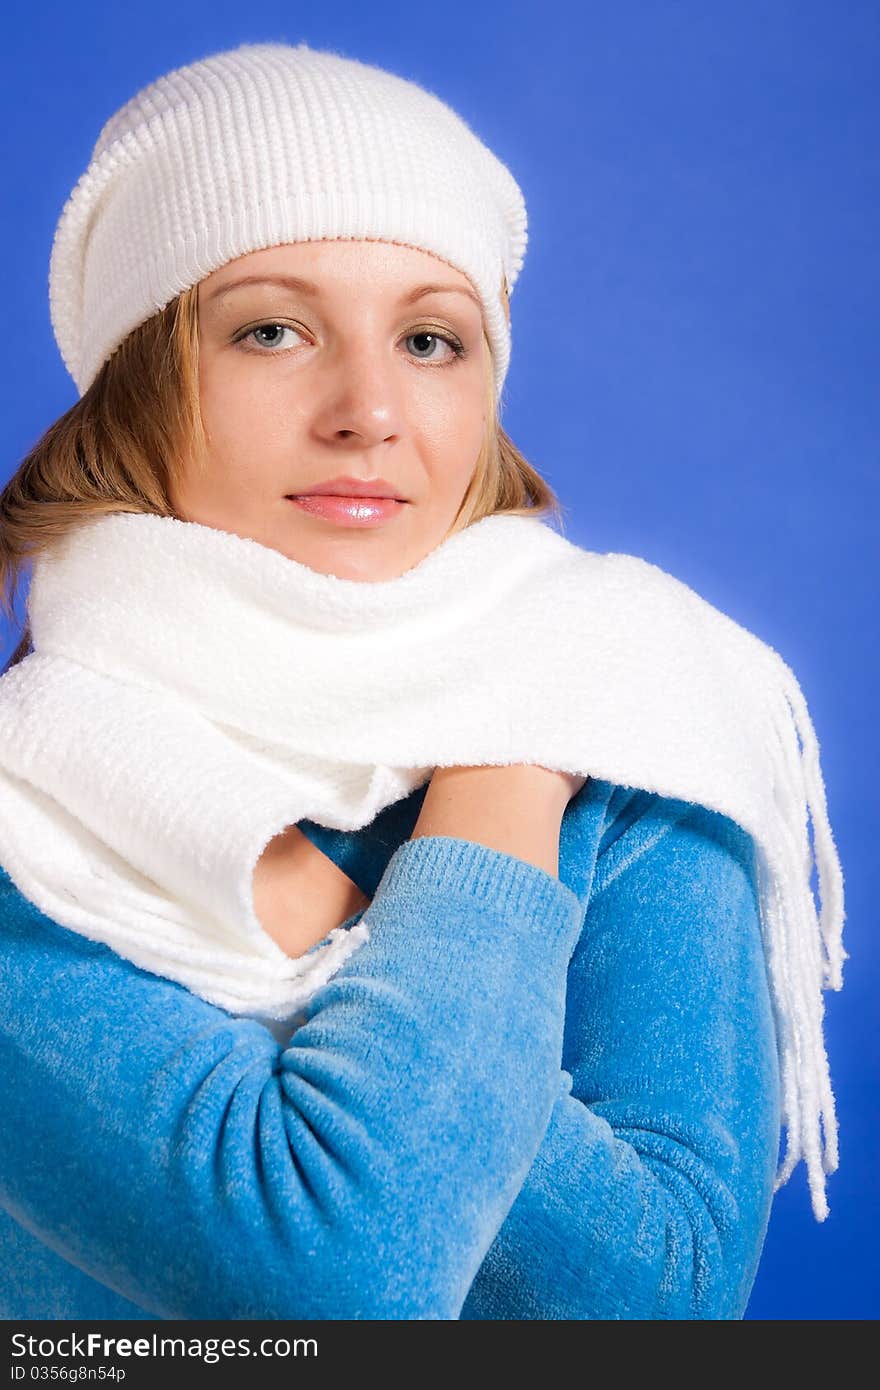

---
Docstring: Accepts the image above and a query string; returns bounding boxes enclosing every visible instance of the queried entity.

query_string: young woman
[0,40,844,1320]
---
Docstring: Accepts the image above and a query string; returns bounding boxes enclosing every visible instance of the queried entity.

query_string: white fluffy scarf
[0,509,846,1220]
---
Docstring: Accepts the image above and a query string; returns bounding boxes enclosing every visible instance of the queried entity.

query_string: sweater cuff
[374,833,584,951]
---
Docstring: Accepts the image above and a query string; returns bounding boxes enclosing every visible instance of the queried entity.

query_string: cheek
[417,372,485,456]
[199,353,300,458]
[193,365,285,505]
[199,352,240,432]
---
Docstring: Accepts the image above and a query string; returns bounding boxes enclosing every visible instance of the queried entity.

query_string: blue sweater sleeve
[0,834,584,1320]
[460,797,783,1320]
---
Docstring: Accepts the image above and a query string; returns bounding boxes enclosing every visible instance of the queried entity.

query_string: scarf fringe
[757,655,847,1222]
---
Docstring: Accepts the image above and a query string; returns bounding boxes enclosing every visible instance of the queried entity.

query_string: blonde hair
[0,282,566,674]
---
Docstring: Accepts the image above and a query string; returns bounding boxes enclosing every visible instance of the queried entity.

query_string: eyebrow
[203,273,481,310]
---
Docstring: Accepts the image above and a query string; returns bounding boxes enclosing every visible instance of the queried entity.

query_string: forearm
[0,836,583,1320]
[252,824,370,956]
[410,764,572,877]
[462,1074,778,1321]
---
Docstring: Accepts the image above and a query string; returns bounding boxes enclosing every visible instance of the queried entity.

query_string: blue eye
[238,323,304,352]
[405,331,466,364]
[234,321,467,364]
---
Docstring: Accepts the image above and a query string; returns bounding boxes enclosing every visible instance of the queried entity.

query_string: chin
[285,536,411,583]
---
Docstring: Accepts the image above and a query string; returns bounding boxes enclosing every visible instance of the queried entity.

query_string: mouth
[284,494,408,529]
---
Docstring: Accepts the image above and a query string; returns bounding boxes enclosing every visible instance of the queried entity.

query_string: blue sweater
[0,776,781,1319]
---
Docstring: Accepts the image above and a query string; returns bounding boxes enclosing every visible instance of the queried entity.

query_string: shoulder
[556,776,757,912]
[592,783,757,903]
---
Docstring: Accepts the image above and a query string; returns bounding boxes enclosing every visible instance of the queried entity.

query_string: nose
[310,332,405,450]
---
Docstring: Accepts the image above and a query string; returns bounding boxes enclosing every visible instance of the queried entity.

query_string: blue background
[1,1,876,1320]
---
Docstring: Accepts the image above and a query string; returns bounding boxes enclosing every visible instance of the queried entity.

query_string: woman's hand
[252,765,588,954]
[411,764,589,879]
[252,824,370,959]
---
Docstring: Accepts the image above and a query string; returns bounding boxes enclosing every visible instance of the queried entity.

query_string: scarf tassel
[755,657,847,1222]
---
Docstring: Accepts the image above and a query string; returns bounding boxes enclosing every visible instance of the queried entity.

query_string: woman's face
[174,238,489,581]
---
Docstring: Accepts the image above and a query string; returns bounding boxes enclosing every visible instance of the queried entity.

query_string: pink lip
[286,495,406,527]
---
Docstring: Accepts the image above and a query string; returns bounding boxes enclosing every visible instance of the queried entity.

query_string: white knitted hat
[48,40,528,401]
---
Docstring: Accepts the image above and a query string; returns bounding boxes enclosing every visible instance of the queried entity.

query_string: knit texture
[0,506,846,1219]
[48,40,525,398]
[0,779,781,1319]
